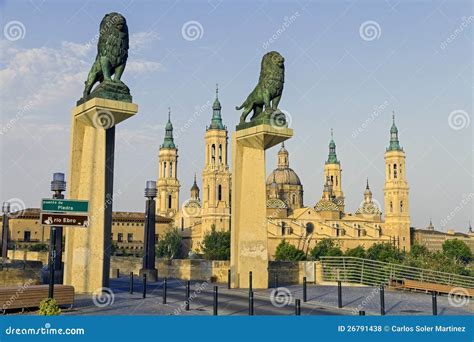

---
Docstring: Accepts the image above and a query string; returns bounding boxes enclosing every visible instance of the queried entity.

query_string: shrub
[310,238,342,260]
[28,243,49,252]
[156,227,182,259]
[201,226,230,260]
[442,239,472,264]
[366,242,403,263]
[39,298,61,316]
[274,240,306,261]
[344,246,366,258]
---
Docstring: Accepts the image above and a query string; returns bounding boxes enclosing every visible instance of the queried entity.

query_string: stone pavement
[61,277,472,316]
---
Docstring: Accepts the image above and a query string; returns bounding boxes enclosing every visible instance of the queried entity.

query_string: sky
[0,0,472,232]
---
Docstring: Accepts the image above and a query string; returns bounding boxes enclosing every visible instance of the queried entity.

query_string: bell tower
[201,85,231,234]
[383,113,410,251]
[324,129,344,210]
[157,108,180,218]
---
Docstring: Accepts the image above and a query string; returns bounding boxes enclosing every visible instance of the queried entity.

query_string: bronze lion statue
[236,51,285,124]
[83,12,129,97]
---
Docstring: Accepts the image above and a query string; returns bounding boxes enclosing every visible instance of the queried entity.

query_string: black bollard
[432,291,437,316]
[380,284,385,316]
[163,277,167,304]
[274,273,279,289]
[359,310,366,316]
[213,286,218,316]
[116,269,120,278]
[129,272,134,294]
[303,277,307,302]
[337,281,342,308]
[227,269,231,289]
[142,273,147,299]
[185,281,190,311]
[295,299,301,316]
[249,271,253,294]
[249,290,254,316]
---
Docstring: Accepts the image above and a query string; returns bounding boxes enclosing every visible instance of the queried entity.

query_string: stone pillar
[230,124,293,288]
[63,98,137,294]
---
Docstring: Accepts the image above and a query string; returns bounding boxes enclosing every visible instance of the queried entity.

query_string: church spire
[277,143,289,168]
[326,128,339,164]
[161,107,176,149]
[209,83,225,130]
[387,111,402,151]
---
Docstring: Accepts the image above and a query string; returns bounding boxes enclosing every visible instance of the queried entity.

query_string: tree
[274,240,306,261]
[366,242,403,263]
[201,226,231,260]
[28,243,49,252]
[310,238,343,260]
[345,245,366,258]
[442,239,472,264]
[409,243,429,258]
[156,228,182,259]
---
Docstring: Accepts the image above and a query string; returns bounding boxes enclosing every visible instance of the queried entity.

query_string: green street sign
[41,199,89,213]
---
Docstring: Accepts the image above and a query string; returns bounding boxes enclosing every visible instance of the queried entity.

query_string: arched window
[336,176,338,186]
[400,201,403,212]
[388,164,391,179]
[169,161,173,177]
[292,194,296,205]
[218,144,222,163]
[393,163,397,179]
[281,222,286,236]
[217,184,222,201]
[211,144,216,163]
[163,162,167,177]
[168,194,172,209]
[390,201,393,213]
[306,222,314,235]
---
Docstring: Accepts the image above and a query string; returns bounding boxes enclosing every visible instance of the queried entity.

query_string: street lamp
[48,172,66,298]
[139,180,158,282]
[1,202,10,266]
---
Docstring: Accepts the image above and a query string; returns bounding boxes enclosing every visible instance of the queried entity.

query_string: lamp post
[48,173,66,298]
[139,181,158,282]
[1,202,10,266]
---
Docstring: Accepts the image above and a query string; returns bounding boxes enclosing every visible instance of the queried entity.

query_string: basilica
[155,87,412,257]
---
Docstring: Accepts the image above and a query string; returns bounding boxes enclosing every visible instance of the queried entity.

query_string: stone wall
[7,250,49,265]
[0,267,41,287]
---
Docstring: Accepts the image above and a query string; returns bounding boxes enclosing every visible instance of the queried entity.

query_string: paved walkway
[61,277,472,316]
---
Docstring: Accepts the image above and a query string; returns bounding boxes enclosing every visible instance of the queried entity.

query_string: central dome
[266,168,302,186]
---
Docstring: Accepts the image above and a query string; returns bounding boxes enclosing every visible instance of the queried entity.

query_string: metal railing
[320,256,474,289]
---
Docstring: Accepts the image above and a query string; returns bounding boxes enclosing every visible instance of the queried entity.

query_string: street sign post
[41,199,89,213]
[40,213,89,227]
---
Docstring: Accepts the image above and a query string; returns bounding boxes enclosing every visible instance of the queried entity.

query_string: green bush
[28,243,49,252]
[156,227,182,259]
[201,226,230,260]
[442,239,472,264]
[310,238,343,260]
[274,240,306,261]
[344,245,366,258]
[39,298,61,316]
[366,242,403,263]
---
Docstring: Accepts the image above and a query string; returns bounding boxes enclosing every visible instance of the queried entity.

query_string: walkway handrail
[319,256,474,288]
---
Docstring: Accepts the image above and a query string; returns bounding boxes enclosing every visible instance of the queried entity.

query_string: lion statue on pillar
[82,12,129,99]
[235,51,285,124]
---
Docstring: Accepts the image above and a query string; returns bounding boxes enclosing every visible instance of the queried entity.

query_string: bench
[391,279,474,297]
[0,285,74,313]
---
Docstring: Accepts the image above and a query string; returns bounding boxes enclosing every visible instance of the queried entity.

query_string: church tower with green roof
[201,85,231,235]
[157,108,180,218]
[383,113,410,251]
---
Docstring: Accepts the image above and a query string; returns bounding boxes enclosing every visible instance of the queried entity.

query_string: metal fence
[320,256,474,289]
